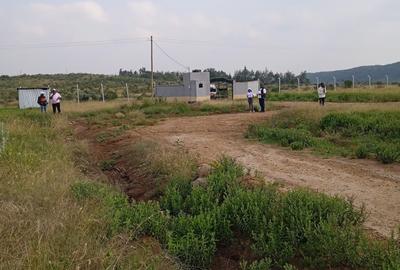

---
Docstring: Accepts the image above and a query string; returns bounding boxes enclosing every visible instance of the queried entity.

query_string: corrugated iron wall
[18,89,49,109]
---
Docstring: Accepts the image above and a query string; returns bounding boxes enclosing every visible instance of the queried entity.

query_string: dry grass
[0,109,175,269]
[62,99,132,113]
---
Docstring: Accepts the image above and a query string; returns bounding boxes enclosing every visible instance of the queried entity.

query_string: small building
[17,87,50,109]
[155,72,210,102]
[233,80,260,100]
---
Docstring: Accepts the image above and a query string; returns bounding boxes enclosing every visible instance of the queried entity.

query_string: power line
[0,37,148,50]
[153,41,190,72]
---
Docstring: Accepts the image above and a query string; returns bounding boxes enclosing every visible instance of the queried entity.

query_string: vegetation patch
[71,156,400,269]
[248,109,400,164]
[0,109,174,269]
[268,87,400,103]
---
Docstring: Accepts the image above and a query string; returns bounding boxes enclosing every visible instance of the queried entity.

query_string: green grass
[247,109,400,163]
[268,87,400,103]
[0,108,175,269]
[72,156,400,269]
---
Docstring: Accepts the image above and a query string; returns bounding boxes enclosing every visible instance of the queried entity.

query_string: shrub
[167,231,216,269]
[248,126,313,149]
[70,181,105,201]
[240,258,273,270]
[208,157,244,202]
[128,202,169,241]
[161,178,192,216]
[99,159,116,171]
[290,141,305,150]
[355,145,369,159]
[222,187,278,235]
[375,145,400,164]
[184,186,218,215]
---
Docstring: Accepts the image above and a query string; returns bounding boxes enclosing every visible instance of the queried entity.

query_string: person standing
[317,83,327,106]
[50,89,62,114]
[37,92,48,113]
[257,86,267,112]
[247,88,255,112]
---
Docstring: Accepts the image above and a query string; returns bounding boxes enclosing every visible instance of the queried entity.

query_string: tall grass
[0,109,174,269]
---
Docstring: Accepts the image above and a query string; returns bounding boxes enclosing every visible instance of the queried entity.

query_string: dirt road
[132,112,400,237]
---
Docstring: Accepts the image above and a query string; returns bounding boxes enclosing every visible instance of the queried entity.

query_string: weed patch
[70,156,400,269]
[248,109,400,164]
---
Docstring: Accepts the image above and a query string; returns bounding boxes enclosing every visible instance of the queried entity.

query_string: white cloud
[32,1,108,23]
[128,1,158,19]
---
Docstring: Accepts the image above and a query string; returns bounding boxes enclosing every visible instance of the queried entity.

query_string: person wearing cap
[37,91,48,113]
[247,88,255,112]
[50,89,62,114]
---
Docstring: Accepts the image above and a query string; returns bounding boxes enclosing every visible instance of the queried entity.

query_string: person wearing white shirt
[50,89,62,114]
[317,83,327,106]
[247,88,255,112]
[257,87,267,112]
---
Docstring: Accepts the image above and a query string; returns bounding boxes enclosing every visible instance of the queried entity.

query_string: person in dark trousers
[247,88,255,112]
[317,83,327,106]
[257,86,267,112]
[37,92,48,113]
[50,89,62,114]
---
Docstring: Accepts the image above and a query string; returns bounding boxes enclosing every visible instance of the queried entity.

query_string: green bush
[161,178,192,216]
[99,159,116,171]
[167,231,216,269]
[376,145,400,164]
[355,145,369,159]
[70,181,105,201]
[70,158,400,269]
[240,258,273,270]
[248,126,313,149]
[290,141,305,150]
[223,187,278,235]
[207,156,244,202]
[250,110,400,163]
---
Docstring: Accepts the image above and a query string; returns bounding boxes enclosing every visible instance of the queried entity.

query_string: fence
[0,122,8,154]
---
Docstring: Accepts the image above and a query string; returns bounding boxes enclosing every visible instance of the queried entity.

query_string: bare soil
[131,112,400,237]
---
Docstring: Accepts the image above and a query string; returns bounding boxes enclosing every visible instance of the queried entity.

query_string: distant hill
[307,62,400,84]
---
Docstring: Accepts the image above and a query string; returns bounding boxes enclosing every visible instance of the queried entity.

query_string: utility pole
[150,35,154,96]
[126,83,130,102]
[333,76,337,91]
[368,75,372,89]
[76,84,80,104]
[101,83,105,102]
[352,75,355,89]
[316,77,319,86]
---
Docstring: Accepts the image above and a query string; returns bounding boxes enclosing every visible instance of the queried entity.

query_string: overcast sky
[0,0,399,75]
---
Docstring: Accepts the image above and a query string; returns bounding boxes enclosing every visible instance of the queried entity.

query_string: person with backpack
[317,83,327,106]
[247,88,255,112]
[50,89,62,114]
[37,92,48,113]
[257,86,267,112]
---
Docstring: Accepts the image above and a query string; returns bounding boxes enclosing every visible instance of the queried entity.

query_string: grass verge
[247,106,400,163]
[0,109,175,269]
[268,87,400,103]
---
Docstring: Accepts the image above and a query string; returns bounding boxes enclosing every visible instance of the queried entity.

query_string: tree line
[119,67,310,85]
